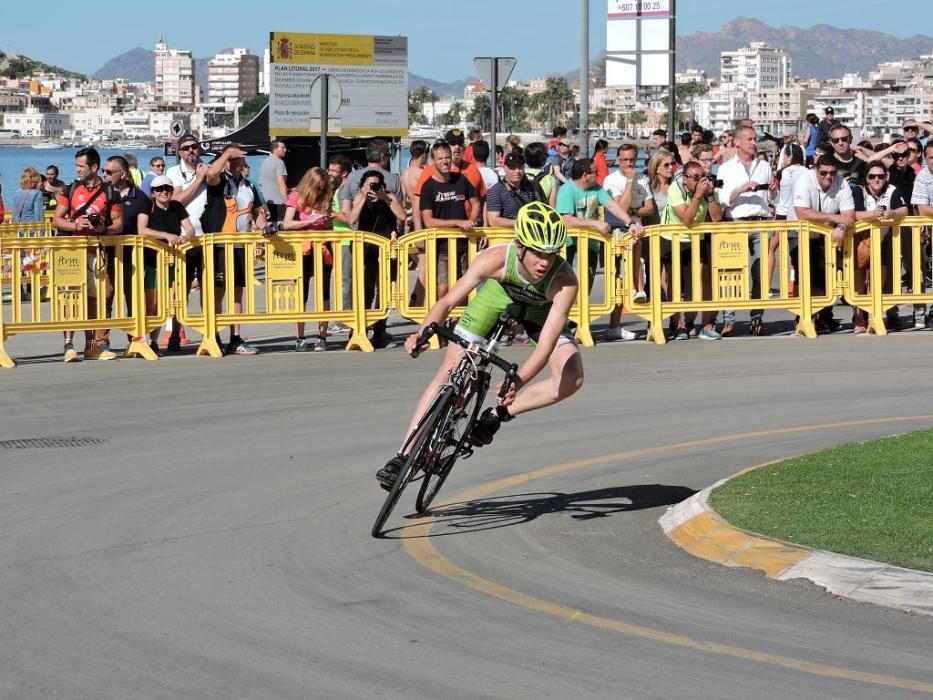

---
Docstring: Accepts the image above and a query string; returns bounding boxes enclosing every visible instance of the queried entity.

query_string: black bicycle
[371,314,520,538]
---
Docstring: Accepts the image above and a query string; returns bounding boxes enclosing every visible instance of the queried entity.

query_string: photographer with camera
[718,125,775,336]
[660,160,723,341]
[52,147,124,362]
[349,170,406,348]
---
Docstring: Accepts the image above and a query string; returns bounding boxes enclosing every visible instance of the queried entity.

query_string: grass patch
[710,430,933,572]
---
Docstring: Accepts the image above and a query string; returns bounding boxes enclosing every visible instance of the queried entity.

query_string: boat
[409,124,441,138]
[31,142,60,150]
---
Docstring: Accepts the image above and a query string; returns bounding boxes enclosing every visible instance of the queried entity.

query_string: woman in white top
[773,144,808,294]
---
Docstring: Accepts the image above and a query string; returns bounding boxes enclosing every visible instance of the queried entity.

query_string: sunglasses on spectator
[103,168,122,175]
[908,148,920,153]
[817,169,836,176]
[153,163,165,168]
[895,152,908,159]
[904,126,919,131]
[179,144,199,152]
[683,174,702,180]
[432,139,449,148]
[152,186,174,194]
[831,137,850,143]
[866,173,886,180]
[660,162,674,168]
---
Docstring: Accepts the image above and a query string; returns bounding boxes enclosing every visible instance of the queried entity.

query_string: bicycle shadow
[389,484,697,539]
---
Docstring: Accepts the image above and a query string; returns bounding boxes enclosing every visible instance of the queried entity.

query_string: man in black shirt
[419,140,479,299]
[828,124,865,186]
[104,155,151,346]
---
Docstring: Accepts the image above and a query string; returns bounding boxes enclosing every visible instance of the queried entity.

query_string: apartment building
[154,35,195,106]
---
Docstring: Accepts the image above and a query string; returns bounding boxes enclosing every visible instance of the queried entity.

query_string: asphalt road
[2,325,932,699]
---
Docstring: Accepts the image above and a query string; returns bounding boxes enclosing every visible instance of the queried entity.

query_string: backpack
[63,179,117,225]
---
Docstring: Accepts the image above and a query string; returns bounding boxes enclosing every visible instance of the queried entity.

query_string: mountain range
[7,19,932,97]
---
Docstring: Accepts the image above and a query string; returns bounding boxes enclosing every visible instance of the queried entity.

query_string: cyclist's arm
[409,247,505,346]
[516,273,578,386]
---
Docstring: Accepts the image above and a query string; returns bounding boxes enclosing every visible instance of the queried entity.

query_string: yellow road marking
[401,415,933,694]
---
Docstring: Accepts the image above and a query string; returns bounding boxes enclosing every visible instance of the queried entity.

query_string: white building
[694,87,749,133]
[207,49,260,107]
[0,108,70,138]
[748,87,811,135]
[154,35,195,106]
[720,42,792,91]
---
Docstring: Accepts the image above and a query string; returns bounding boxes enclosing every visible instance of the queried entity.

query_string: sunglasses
[103,168,122,175]
[895,152,908,159]
[817,169,836,176]
[683,174,702,180]
[908,148,920,153]
[831,137,850,144]
[179,144,199,152]
[153,163,165,168]
[866,173,886,180]
[904,127,919,131]
[152,186,174,194]
[660,162,674,168]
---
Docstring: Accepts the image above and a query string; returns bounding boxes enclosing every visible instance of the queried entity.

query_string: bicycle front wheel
[371,386,457,537]
[415,375,486,513]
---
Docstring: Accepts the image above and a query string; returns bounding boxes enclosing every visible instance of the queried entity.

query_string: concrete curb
[659,480,933,617]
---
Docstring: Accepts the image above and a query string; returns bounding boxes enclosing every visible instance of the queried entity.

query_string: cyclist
[377,202,584,489]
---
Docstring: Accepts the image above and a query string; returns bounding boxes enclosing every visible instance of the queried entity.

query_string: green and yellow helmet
[514,201,566,254]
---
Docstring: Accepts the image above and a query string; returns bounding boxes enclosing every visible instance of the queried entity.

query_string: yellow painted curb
[667,510,811,578]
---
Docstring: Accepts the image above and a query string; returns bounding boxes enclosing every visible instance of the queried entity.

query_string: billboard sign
[606,0,672,87]
[269,32,408,137]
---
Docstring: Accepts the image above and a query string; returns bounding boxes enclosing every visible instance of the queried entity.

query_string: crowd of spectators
[6,113,933,360]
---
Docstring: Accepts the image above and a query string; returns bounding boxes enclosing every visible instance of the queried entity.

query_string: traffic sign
[310,75,343,118]
[473,57,516,93]
[169,119,184,138]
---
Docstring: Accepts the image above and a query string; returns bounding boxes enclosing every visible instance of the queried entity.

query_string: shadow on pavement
[389,484,697,539]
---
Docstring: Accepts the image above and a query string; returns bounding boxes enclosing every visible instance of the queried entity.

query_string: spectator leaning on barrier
[284,166,334,352]
[790,153,855,333]
[327,154,355,335]
[486,151,546,227]
[137,175,193,354]
[661,160,723,341]
[258,139,288,221]
[348,169,406,349]
[52,147,124,362]
[105,155,151,343]
[419,139,480,301]
[603,143,652,339]
[202,144,266,356]
[555,157,639,294]
[12,167,44,302]
[852,163,910,333]
[166,133,210,352]
[718,125,774,337]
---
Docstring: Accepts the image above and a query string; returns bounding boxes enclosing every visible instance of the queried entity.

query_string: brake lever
[410,322,439,358]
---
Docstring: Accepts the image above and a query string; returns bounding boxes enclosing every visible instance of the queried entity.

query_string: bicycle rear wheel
[415,374,486,513]
[371,386,457,537]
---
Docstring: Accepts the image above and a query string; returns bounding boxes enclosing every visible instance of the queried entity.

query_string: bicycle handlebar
[414,323,520,398]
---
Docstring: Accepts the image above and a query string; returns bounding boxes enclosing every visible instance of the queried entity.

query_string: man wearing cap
[486,151,546,227]
[817,107,839,147]
[411,128,486,231]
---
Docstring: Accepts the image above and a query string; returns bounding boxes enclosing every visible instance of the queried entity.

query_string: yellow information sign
[270,33,374,66]
[712,232,749,269]
[54,249,87,286]
[266,240,301,279]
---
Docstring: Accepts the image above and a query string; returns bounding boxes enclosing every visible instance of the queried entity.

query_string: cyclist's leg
[507,339,583,417]
[398,342,465,452]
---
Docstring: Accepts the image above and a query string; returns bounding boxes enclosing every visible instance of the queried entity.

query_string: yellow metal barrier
[841,215,933,335]
[0,233,171,367]
[174,231,392,356]
[395,227,612,348]
[619,220,838,343]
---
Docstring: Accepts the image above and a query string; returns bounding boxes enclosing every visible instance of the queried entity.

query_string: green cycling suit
[455,242,571,345]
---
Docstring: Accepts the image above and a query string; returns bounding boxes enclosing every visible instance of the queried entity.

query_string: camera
[262,221,284,235]
[754,183,770,191]
[369,181,384,192]
[703,177,724,188]
[86,214,103,228]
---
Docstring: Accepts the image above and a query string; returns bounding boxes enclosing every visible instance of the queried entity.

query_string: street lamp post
[580,0,589,157]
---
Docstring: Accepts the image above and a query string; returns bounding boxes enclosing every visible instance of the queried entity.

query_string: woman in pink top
[283,167,334,351]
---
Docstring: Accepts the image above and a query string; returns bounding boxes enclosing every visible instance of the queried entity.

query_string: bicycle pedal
[460,446,475,460]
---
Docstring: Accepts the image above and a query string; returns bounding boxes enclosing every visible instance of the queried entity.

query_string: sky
[1,0,921,82]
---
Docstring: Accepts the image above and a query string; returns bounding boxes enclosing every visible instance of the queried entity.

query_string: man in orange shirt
[411,128,487,230]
